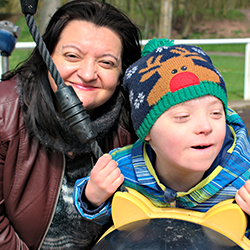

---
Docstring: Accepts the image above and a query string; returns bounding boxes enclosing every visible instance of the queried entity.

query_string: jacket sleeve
[73,177,112,225]
[0,205,29,249]
[0,149,29,249]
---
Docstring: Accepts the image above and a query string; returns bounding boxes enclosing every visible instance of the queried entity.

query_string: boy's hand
[85,154,124,207]
[235,179,250,215]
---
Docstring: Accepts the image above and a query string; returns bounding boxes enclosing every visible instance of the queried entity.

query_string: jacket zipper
[169,201,176,207]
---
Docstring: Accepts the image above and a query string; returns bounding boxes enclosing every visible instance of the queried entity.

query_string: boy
[73,39,250,235]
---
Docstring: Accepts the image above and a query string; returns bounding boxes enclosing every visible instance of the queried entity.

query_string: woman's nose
[77,60,97,82]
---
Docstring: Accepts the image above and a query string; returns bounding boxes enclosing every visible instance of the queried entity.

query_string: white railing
[1,38,250,100]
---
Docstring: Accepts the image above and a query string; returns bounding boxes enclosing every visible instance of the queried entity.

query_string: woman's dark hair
[3,0,141,145]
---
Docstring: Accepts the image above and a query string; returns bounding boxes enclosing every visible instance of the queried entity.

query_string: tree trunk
[136,0,149,38]
[181,0,194,38]
[158,0,173,39]
[129,0,135,20]
[38,0,61,35]
[150,1,160,37]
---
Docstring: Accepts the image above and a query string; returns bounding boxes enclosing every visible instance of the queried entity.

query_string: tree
[136,0,150,38]
[0,0,8,9]
[158,0,173,39]
[181,0,196,39]
[38,0,61,35]
[1,0,20,13]
[150,1,160,37]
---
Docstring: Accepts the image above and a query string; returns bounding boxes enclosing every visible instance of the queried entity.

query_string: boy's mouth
[192,144,212,149]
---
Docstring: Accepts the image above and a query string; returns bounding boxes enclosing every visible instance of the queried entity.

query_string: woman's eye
[100,60,115,68]
[65,53,78,59]
[104,61,114,65]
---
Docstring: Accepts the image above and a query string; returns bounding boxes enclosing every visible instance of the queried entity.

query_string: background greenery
[9,17,245,101]
[4,2,248,101]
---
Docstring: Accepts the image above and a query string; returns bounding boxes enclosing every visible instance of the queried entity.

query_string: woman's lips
[70,82,97,91]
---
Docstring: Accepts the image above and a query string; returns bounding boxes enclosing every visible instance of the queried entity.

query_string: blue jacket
[73,108,250,236]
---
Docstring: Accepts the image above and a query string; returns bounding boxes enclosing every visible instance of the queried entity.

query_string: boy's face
[145,95,226,178]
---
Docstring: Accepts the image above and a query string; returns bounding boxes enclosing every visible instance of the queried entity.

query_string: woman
[0,0,141,249]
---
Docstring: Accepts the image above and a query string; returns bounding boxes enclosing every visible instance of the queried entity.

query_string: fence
[1,38,250,100]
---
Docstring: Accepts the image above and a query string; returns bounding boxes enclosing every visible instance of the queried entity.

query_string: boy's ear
[144,133,151,142]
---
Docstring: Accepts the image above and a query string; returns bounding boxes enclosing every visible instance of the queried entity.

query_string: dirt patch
[234,106,250,137]
[0,13,22,24]
[172,9,250,39]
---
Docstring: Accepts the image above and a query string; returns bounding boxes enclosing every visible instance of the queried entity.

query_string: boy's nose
[194,117,213,135]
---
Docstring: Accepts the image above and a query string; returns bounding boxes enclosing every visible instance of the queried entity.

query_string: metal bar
[141,38,250,46]
[0,55,2,79]
[0,56,9,79]
[244,43,250,100]
[15,41,36,50]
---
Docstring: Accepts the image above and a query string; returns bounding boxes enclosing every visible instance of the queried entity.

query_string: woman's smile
[49,20,122,112]
[69,82,99,91]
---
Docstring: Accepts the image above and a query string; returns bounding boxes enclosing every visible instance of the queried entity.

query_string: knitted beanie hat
[123,38,228,141]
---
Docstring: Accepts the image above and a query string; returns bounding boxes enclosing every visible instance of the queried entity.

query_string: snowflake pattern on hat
[134,92,145,109]
[125,66,138,80]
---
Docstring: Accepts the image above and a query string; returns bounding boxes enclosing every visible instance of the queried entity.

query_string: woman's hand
[85,154,124,207]
[235,179,250,215]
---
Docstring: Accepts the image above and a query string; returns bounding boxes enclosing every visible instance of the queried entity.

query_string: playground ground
[230,100,250,137]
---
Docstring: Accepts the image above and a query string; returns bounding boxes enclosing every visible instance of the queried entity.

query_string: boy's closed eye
[174,113,190,122]
[210,109,224,119]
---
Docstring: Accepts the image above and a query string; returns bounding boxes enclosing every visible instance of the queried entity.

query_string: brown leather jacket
[0,79,135,249]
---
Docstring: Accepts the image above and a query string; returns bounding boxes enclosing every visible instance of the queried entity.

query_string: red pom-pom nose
[170,71,200,92]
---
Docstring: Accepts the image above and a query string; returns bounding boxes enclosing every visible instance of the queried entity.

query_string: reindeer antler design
[139,55,163,82]
[170,48,207,62]
[138,48,220,106]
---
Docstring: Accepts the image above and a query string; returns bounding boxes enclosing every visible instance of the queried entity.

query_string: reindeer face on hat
[123,44,228,141]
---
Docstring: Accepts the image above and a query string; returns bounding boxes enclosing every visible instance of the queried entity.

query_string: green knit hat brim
[136,81,228,140]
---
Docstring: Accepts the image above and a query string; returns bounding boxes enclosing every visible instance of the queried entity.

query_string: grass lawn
[209,54,245,101]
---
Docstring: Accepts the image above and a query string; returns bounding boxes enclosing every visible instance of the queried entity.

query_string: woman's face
[49,20,122,112]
